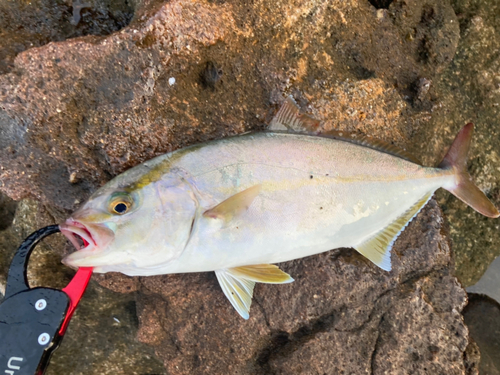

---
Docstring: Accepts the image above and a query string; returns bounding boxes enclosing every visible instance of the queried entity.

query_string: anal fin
[354,192,433,271]
[230,264,294,284]
[215,265,293,319]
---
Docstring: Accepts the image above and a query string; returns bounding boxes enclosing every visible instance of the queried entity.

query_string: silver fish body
[60,97,498,319]
[147,132,452,275]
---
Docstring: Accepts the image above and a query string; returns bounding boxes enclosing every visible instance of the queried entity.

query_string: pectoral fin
[203,184,261,222]
[355,192,433,271]
[215,265,294,319]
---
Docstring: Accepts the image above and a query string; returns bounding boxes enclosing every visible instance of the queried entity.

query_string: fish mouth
[60,220,96,252]
[60,219,115,268]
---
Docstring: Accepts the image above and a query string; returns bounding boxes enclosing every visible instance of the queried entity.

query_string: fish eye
[113,202,129,215]
[108,193,134,215]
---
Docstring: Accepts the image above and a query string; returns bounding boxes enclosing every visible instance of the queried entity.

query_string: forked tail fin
[439,123,499,218]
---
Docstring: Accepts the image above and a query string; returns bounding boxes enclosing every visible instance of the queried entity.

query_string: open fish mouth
[60,220,96,252]
[59,219,115,268]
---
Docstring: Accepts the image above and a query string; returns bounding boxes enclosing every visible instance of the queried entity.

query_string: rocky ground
[1,0,499,373]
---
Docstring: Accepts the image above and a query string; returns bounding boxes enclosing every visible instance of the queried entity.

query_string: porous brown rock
[0,0,495,373]
[0,0,461,211]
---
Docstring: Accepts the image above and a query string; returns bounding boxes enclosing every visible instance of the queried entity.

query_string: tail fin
[439,123,499,218]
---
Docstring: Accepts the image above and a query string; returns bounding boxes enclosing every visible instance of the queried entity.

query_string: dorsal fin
[268,96,421,165]
[269,96,321,132]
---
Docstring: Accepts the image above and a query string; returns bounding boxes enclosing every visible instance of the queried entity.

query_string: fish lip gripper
[0,225,92,375]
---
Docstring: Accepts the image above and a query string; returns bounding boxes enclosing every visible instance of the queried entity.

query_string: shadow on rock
[464,294,500,375]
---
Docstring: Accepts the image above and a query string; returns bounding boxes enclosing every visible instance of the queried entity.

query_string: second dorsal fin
[268,96,421,165]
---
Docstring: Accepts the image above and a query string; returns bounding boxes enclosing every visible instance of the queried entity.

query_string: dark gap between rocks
[0,192,17,231]
[368,0,394,10]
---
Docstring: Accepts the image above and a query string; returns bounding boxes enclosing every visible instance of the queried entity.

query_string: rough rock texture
[0,0,134,74]
[0,0,462,211]
[408,0,500,286]
[0,0,497,373]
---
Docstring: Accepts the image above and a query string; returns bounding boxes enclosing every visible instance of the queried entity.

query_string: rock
[48,282,165,375]
[407,0,500,286]
[0,0,461,211]
[0,198,68,296]
[0,0,495,373]
[0,0,134,74]
[0,192,17,297]
[463,294,500,375]
[0,192,16,231]
[464,340,481,375]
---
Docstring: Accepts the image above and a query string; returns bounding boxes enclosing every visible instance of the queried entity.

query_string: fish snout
[59,218,115,251]
[60,219,115,263]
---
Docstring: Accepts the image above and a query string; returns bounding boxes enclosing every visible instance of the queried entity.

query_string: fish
[60,96,499,319]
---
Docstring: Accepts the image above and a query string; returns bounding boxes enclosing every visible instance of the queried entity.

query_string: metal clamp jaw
[0,226,92,375]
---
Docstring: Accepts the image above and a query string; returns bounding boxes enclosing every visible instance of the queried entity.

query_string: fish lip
[60,219,115,269]
[60,219,96,252]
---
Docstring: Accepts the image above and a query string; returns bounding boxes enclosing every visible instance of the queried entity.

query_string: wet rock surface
[0,0,497,373]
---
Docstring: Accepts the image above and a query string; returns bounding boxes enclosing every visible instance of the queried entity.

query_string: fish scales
[155,132,452,274]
